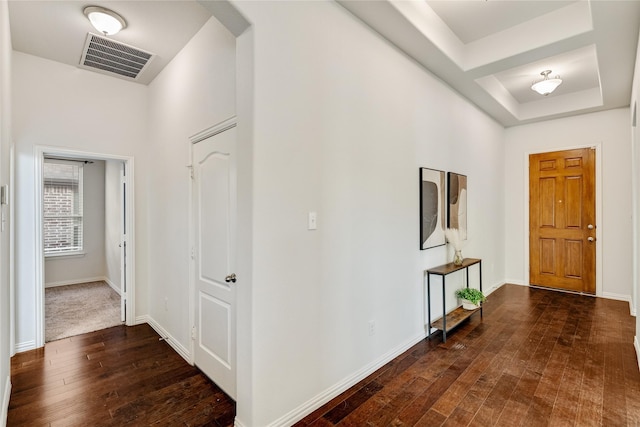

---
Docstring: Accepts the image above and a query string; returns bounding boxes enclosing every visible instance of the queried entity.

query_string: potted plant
[455,287,486,310]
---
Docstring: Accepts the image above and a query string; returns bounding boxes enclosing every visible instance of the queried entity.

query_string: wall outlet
[368,320,376,336]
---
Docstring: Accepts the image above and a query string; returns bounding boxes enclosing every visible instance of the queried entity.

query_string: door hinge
[187,165,194,180]
[190,247,195,260]
[191,326,196,340]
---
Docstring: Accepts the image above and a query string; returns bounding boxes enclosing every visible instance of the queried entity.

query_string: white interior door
[192,126,237,399]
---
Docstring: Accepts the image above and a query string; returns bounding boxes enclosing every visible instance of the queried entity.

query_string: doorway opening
[34,147,135,347]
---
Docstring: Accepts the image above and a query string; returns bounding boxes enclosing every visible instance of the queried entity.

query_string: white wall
[505,108,633,302]
[227,2,505,424]
[104,161,121,290]
[12,52,148,350]
[145,17,235,351]
[0,0,11,423]
[45,160,106,286]
[631,29,640,359]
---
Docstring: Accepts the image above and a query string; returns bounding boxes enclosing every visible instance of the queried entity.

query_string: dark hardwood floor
[297,284,640,426]
[8,324,235,426]
[9,284,640,426]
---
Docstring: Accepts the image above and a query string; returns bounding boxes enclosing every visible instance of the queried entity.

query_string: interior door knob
[588,237,595,242]
[588,224,594,229]
[225,273,237,283]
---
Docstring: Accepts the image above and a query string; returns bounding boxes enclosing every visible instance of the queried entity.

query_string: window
[43,159,84,255]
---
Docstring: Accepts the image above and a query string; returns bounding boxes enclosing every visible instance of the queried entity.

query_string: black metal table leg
[442,276,447,343]
[427,272,431,339]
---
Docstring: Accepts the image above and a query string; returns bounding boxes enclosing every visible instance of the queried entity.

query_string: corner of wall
[1,375,10,427]
[137,315,192,365]
[265,332,426,427]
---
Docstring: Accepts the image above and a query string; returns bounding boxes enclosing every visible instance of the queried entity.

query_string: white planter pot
[461,299,480,310]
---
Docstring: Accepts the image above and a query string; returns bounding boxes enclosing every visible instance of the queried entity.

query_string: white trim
[266,331,427,427]
[635,336,640,371]
[44,251,85,259]
[1,375,10,427]
[522,144,602,296]
[15,340,35,353]
[234,418,247,427]
[601,291,633,302]
[134,314,148,325]
[483,281,505,297]
[188,140,195,364]
[33,146,136,348]
[189,115,237,144]
[34,147,44,347]
[601,291,635,315]
[104,277,122,296]
[139,316,193,365]
[44,276,108,288]
[9,142,15,356]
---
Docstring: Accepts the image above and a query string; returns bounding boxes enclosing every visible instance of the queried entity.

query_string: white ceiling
[7,1,640,127]
[8,1,212,85]
[338,0,640,127]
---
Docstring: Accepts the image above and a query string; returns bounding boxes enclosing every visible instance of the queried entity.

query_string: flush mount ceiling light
[83,6,127,36]
[531,70,563,96]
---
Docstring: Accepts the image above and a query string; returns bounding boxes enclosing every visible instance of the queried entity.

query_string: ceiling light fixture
[531,70,563,96]
[83,6,127,36]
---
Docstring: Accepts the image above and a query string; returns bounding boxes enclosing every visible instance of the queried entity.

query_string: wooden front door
[529,148,596,294]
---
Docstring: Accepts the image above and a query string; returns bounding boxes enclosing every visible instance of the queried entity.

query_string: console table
[425,258,482,342]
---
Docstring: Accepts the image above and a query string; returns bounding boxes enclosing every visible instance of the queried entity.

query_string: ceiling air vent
[79,33,154,81]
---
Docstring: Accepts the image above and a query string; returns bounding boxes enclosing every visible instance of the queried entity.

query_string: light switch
[308,212,317,230]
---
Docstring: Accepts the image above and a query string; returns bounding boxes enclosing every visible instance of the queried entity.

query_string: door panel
[193,126,237,399]
[199,293,231,367]
[529,148,596,294]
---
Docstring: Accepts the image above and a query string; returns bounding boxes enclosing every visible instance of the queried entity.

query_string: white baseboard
[1,375,10,427]
[234,418,247,427]
[103,277,122,296]
[635,336,640,371]
[45,276,108,288]
[140,315,192,365]
[601,292,634,315]
[484,281,505,296]
[266,331,427,427]
[15,340,36,353]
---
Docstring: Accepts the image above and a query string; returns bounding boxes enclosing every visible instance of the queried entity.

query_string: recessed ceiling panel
[426,0,577,44]
[493,45,600,104]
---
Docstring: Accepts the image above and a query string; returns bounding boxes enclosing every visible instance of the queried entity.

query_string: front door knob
[588,237,595,242]
[588,224,594,229]
[225,273,237,283]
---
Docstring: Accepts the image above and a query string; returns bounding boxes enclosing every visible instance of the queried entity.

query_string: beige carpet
[45,281,122,342]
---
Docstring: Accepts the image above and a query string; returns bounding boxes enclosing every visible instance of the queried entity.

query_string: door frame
[187,115,237,365]
[34,145,135,347]
[523,143,603,296]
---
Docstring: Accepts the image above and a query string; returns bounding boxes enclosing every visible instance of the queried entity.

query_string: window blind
[43,160,84,254]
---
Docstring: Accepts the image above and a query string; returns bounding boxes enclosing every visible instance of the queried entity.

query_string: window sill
[45,251,86,260]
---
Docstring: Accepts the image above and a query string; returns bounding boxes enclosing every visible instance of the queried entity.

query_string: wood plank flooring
[8,324,235,426]
[297,284,640,426]
[9,284,640,426]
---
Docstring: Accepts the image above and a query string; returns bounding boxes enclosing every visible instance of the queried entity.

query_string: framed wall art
[420,168,445,250]
[447,172,467,240]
